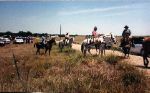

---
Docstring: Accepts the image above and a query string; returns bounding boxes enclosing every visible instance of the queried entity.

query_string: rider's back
[122,29,131,37]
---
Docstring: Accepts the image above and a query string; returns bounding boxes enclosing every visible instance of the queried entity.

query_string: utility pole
[60,24,61,39]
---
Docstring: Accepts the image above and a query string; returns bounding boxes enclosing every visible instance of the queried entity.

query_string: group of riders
[34,25,131,48]
[34,35,52,48]
[34,32,71,48]
[91,25,131,47]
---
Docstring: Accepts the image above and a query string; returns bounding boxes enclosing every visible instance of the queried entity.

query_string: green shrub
[104,54,120,65]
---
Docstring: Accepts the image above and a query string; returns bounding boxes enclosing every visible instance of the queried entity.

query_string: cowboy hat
[124,25,129,28]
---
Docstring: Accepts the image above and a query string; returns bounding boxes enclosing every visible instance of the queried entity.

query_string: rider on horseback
[41,36,46,48]
[120,25,131,47]
[65,32,70,45]
[92,26,98,43]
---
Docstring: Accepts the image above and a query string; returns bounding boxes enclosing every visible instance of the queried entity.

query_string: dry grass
[74,35,86,44]
[0,44,149,92]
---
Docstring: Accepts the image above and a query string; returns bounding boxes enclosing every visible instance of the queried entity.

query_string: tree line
[0,31,78,38]
[0,31,49,37]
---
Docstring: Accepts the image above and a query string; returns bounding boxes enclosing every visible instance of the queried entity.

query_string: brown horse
[142,37,150,68]
[34,38,56,55]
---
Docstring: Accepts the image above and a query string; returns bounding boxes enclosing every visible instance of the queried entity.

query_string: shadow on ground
[135,65,150,69]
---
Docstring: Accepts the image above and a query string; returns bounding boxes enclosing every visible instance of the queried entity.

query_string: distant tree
[26,31,32,36]
[5,31,12,36]
[18,31,26,37]
[41,33,47,37]
[0,32,4,36]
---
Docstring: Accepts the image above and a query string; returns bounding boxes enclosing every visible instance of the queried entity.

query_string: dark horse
[34,38,56,55]
[121,37,134,57]
[142,37,150,68]
[59,37,74,52]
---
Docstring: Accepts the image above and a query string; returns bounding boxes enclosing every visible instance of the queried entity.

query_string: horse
[120,37,134,58]
[142,37,150,68]
[81,36,106,56]
[59,37,74,52]
[34,38,56,55]
[81,34,117,56]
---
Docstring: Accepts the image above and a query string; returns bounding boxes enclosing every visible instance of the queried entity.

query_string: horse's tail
[34,43,36,48]
[81,43,84,53]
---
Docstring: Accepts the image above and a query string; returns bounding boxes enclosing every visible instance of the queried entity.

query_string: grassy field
[0,43,149,92]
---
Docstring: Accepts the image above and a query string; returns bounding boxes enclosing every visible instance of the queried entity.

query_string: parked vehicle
[13,37,24,44]
[0,37,5,46]
[3,38,11,44]
[130,37,144,55]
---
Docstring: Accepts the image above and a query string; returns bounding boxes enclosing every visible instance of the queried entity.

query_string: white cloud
[58,5,131,15]
[102,11,132,17]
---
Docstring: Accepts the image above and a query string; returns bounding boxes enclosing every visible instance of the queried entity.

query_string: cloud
[102,11,132,17]
[58,5,131,15]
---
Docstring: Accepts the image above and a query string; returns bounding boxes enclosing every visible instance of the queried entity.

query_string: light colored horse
[81,35,105,56]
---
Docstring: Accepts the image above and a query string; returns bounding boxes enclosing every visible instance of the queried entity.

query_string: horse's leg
[39,49,40,55]
[49,49,51,55]
[59,43,63,52]
[123,47,127,58]
[45,48,47,54]
[81,44,84,53]
[96,44,99,55]
[36,48,40,55]
[101,49,103,57]
[143,52,149,68]
[143,56,148,68]
[84,49,86,57]
[99,46,101,55]
[146,57,149,67]
[70,44,72,48]
[83,45,87,56]
[95,44,98,53]
[99,44,101,56]
[36,48,38,55]
[124,51,127,58]
[104,46,106,55]
[127,48,130,57]
[87,46,92,55]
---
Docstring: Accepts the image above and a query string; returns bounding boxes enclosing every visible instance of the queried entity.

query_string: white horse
[81,35,105,56]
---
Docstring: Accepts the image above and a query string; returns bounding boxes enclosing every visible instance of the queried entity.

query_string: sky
[0,0,150,36]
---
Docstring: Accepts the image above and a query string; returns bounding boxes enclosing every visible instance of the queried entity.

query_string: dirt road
[72,44,150,75]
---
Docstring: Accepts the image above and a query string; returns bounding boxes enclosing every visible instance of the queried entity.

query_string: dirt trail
[72,44,150,76]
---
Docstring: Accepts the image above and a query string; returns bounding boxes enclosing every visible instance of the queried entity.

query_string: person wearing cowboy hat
[120,25,131,47]
[122,25,131,38]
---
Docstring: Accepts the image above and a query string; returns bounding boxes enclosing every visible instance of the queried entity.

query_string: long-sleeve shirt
[122,29,131,37]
